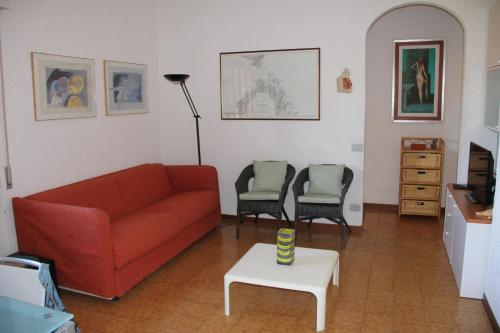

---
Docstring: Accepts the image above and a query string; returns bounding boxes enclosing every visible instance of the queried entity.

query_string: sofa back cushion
[27,177,127,220]
[112,164,174,214]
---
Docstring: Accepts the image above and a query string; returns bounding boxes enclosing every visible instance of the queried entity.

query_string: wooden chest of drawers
[399,137,445,217]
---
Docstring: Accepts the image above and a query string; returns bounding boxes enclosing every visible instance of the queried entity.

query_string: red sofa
[12,163,221,299]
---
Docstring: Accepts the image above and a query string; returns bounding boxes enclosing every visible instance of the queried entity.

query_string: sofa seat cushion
[111,190,219,269]
[141,190,219,228]
[112,211,182,269]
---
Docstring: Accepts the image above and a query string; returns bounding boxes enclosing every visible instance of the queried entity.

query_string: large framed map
[220,48,320,120]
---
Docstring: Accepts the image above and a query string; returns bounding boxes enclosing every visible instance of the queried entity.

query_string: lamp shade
[164,74,190,82]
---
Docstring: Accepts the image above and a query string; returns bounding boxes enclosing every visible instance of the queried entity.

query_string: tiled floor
[61,207,493,332]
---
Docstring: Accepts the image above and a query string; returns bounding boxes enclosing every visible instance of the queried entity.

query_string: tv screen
[467,142,495,205]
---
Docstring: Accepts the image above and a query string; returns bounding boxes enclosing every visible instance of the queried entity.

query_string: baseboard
[221,214,363,233]
[482,294,500,333]
[363,203,445,216]
[363,203,398,211]
[59,286,116,301]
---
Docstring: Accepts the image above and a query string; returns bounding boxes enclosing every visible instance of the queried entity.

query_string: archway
[363,4,464,210]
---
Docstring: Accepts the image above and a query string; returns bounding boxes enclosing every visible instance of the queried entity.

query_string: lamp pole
[164,74,201,165]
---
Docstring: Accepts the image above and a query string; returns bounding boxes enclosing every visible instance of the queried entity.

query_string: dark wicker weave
[292,166,354,249]
[235,163,296,239]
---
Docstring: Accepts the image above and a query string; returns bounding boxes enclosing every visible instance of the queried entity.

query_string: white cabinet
[451,211,466,289]
[443,188,491,299]
[443,192,456,258]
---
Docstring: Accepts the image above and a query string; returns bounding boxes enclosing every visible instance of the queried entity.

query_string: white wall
[157,0,370,225]
[364,5,463,206]
[0,0,161,255]
[486,0,500,324]
[455,0,498,182]
[0,0,494,253]
[156,0,494,227]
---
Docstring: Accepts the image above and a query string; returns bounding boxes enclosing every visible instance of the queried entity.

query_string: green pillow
[252,160,288,192]
[308,164,345,196]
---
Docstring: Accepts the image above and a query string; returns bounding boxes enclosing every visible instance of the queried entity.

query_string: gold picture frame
[31,52,96,120]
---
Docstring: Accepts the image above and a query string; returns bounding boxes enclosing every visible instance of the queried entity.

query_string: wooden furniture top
[447,184,492,224]
[401,137,445,153]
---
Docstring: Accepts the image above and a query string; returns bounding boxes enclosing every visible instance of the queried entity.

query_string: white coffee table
[224,243,339,331]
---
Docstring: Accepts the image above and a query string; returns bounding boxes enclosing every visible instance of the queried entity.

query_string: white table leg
[333,259,339,287]
[314,290,327,331]
[224,277,231,316]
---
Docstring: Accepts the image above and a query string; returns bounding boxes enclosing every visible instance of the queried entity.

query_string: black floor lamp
[163,74,201,165]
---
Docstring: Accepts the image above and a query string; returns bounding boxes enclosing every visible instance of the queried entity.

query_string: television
[467,142,495,206]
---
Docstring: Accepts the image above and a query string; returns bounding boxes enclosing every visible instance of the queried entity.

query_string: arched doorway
[363,5,464,211]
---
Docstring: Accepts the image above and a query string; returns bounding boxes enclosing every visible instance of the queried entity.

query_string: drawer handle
[416,186,425,190]
[418,155,427,159]
[417,171,426,175]
[416,202,425,206]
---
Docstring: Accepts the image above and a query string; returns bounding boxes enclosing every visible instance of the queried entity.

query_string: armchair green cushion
[252,160,287,192]
[239,191,280,201]
[298,193,341,204]
[308,164,345,196]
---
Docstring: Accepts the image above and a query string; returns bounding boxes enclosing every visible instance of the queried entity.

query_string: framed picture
[484,66,500,131]
[31,52,96,120]
[104,61,148,116]
[220,48,320,120]
[392,39,445,122]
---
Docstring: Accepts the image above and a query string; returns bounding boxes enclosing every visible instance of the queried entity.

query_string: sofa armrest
[12,198,117,298]
[165,165,220,193]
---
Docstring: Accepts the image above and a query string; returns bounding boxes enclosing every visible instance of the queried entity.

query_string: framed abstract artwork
[220,48,320,120]
[104,61,148,116]
[31,52,96,120]
[392,39,445,122]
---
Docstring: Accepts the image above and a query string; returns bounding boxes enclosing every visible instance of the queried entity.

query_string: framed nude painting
[392,39,445,122]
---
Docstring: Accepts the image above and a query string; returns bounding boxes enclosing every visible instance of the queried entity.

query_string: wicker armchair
[292,166,353,249]
[235,163,296,239]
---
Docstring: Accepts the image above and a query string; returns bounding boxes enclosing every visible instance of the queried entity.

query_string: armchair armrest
[292,168,309,202]
[165,165,219,193]
[339,167,354,207]
[280,164,296,203]
[12,198,116,298]
[235,165,254,195]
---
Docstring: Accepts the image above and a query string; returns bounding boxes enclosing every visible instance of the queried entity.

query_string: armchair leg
[308,218,313,229]
[254,214,259,223]
[281,207,291,224]
[294,214,300,240]
[342,216,352,234]
[236,214,241,239]
[339,221,345,250]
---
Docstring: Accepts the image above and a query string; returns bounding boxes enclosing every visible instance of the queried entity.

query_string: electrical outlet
[351,144,363,152]
[349,203,361,212]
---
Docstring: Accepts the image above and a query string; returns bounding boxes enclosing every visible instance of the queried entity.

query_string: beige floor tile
[60,208,491,333]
